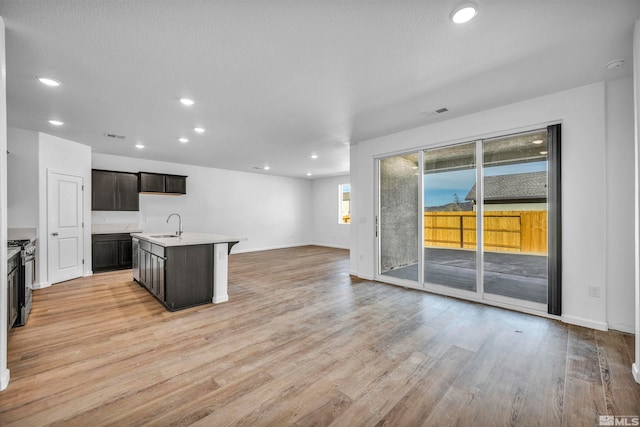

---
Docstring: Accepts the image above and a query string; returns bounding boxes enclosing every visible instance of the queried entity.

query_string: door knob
[52,232,59,236]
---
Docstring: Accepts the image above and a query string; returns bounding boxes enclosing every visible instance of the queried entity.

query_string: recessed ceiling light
[532,139,544,145]
[450,3,478,24]
[194,127,205,133]
[135,144,145,149]
[605,59,625,71]
[263,165,270,170]
[180,98,194,106]
[179,138,189,143]
[311,154,318,159]
[48,120,63,126]
[307,172,312,176]
[540,151,548,155]
[39,77,60,87]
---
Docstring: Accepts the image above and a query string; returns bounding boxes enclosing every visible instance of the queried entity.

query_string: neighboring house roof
[465,171,547,202]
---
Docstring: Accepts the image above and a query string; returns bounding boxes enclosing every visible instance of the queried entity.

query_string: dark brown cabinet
[133,240,212,311]
[165,175,187,194]
[164,245,213,310]
[139,172,187,195]
[7,252,19,331]
[92,233,132,272]
[139,172,165,193]
[92,169,139,211]
[136,239,165,301]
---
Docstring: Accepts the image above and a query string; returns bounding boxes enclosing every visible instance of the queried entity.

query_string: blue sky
[424,161,547,207]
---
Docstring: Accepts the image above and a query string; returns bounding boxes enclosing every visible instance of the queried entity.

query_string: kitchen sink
[150,234,180,238]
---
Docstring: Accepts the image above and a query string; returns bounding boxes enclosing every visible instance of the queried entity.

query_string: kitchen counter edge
[130,232,246,247]
[8,247,21,259]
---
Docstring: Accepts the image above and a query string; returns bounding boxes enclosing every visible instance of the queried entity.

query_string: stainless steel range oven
[7,239,35,327]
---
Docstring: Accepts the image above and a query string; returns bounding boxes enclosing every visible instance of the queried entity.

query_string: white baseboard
[0,368,9,391]
[562,315,608,331]
[84,271,93,277]
[213,295,229,304]
[232,242,313,254]
[231,242,351,254]
[33,282,50,290]
[633,363,640,384]
[607,321,635,334]
[311,243,350,250]
[357,273,374,281]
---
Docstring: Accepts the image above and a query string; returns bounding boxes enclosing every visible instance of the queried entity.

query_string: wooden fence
[424,210,547,254]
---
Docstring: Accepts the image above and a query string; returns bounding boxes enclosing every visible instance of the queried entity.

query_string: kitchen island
[131,232,245,310]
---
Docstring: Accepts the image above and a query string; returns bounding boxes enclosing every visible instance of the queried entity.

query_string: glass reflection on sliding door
[379,153,420,282]
[423,143,477,292]
[482,130,548,305]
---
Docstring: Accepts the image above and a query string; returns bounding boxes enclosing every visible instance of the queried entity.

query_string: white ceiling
[1,0,639,178]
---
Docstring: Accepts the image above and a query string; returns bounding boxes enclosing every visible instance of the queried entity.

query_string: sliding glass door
[481,130,549,310]
[423,142,477,293]
[376,126,561,314]
[378,153,420,283]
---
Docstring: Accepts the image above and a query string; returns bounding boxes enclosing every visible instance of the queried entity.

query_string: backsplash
[91,211,142,234]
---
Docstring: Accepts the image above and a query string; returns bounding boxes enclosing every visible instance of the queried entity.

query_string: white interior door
[48,171,84,284]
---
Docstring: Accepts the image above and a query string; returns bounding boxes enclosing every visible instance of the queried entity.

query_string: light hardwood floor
[1,246,639,426]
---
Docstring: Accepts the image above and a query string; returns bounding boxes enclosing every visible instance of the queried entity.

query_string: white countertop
[8,247,21,259]
[131,232,246,247]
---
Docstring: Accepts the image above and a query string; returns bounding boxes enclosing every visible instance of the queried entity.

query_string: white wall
[0,16,10,392]
[7,127,38,227]
[606,77,635,333]
[632,19,640,384]
[351,81,623,332]
[38,133,92,287]
[349,144,359,275]
[310,175,350,249]
[91,153,313,254]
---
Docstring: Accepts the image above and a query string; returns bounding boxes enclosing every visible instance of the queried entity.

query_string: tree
[453,193,461,211]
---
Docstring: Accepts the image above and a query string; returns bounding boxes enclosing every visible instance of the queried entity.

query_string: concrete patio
[382,247,548,304]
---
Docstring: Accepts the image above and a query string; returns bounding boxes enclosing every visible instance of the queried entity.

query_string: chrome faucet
[166,213,183,236]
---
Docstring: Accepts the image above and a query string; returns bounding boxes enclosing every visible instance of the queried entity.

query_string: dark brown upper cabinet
[92,169,140,211]
[139,172,187,195]
[165,174,187,194]
[139,172,165,193]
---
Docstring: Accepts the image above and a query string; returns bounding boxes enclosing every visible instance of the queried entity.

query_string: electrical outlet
[589,285,601,298]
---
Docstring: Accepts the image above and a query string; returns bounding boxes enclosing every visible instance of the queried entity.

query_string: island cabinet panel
[164,245,213,310]
[92,233,132,272]
[135,241,166,302]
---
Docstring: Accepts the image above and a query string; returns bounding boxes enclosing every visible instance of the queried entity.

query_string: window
[339,184,351,224]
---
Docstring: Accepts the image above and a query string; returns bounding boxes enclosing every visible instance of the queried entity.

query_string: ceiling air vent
[435,107,449,114]
[104,132,126,140]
